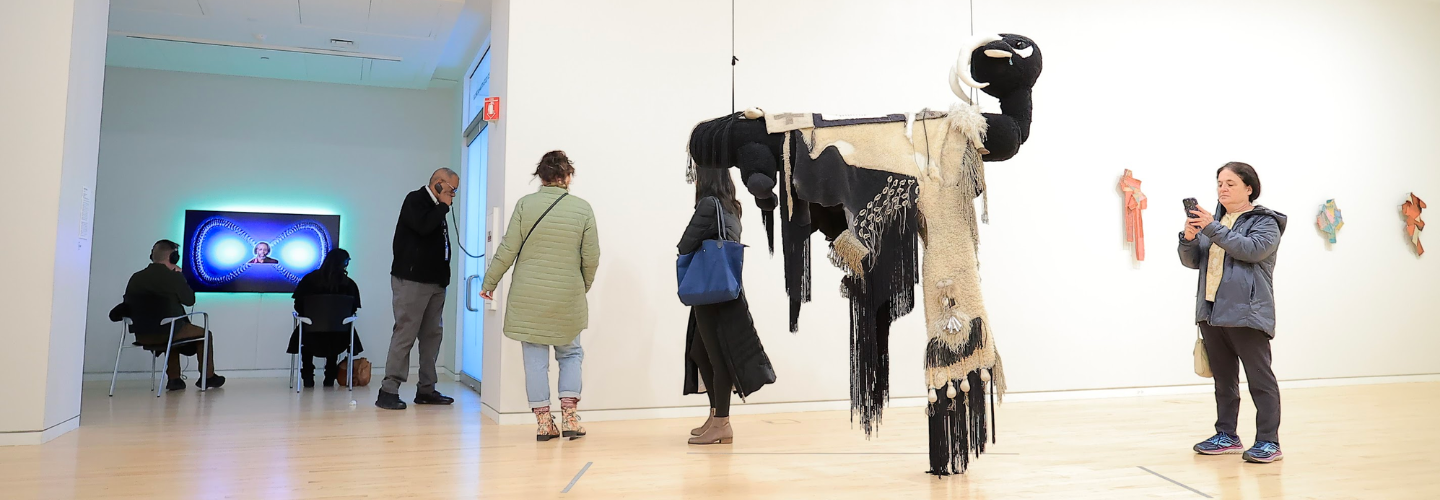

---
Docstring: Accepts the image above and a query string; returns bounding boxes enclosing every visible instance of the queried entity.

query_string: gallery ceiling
[105,0,491,89]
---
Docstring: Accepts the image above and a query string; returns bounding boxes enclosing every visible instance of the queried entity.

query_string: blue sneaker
[1243,441,1283,463]
[1193,433,1244,455]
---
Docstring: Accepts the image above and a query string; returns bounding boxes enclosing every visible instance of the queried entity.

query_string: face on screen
[249,242,278,264]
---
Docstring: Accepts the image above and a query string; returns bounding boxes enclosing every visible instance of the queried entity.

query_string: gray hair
[430,167,458,183]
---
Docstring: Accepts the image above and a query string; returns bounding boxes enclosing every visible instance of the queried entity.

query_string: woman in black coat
[680,168,776,445]
[287,248,365,387]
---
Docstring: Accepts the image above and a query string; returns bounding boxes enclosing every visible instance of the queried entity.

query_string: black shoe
[322,377,335,388]
[302,377,315,388]
[196,375,226,389]
[414,391,455,405]
[376,390,407,410]
[166,379,186,391]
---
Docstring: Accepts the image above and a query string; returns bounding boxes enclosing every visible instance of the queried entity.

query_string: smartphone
[1183,198,1200,218]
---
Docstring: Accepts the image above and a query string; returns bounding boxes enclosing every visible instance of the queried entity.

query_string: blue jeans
[521,336,583,409]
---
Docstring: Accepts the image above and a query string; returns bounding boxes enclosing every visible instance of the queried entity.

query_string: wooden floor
[1,380,1437,499]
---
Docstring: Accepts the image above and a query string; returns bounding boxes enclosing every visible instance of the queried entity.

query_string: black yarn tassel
[968,370,987,458]
[762,210,775,255]
[926,371,989,476]
[927,399,949,475]
[990,376,997,445]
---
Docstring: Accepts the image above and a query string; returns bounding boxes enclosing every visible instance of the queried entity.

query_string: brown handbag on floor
[336,356,372,386]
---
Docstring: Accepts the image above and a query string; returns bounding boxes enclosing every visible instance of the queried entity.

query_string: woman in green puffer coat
[481,151,600,442]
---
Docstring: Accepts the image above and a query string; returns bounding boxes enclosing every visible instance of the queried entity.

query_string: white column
[0,0,110,446]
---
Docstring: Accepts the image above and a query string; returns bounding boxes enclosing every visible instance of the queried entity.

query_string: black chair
[291,294,359,393]
[111,293,211,397]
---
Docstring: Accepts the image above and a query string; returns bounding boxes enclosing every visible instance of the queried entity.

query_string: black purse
[515,193,569,258]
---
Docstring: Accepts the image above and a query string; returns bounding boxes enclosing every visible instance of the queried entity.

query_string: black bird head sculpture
[951,33,1043,102]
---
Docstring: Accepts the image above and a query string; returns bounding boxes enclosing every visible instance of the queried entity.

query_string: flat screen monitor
[181,210,340,293]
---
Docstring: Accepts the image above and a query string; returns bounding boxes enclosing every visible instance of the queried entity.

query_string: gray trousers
[382,276,446,395]
[1200,321,1281,443]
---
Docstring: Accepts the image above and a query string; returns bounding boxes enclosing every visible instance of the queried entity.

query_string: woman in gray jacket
[1178,162,1288,464]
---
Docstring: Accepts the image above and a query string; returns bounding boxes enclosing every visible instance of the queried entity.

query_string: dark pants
[690,305,733,418]
[301,353,338,381]
[1200,321,1281,443]
[164,323,217,380]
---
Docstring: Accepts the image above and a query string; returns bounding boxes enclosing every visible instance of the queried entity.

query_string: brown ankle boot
[561,406,586,440]
[534,408,560,442]
[687,416,732,445]
[691,408,716,436]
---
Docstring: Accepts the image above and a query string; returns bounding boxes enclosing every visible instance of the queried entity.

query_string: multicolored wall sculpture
[1317,199,1343,244]
[1402,193,1425,255]
[1119,170,1146,261]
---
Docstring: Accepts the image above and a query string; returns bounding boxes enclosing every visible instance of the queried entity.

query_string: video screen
[182,211,340,293]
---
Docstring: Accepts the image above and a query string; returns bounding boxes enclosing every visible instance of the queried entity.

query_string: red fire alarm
[483,97,500,122]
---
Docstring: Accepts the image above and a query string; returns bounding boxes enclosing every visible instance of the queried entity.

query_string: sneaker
[1193,433,1244,455]
[375,390,407,410]
[166,379,186,391]
[1243,441,1283,463]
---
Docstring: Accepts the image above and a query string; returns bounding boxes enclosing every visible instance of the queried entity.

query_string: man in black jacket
[377,168,459,410]
[123,240,226,391]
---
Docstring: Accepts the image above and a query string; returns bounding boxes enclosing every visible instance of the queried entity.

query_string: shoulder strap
[515,192,569,259]
[714,198,727,241]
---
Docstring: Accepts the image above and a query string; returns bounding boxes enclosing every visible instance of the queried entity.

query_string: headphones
[153,239,180,266]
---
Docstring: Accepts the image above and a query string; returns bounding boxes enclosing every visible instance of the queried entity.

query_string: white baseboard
[483,372,1440,425]
[1003,372,1440,403]
[0,415,79,447]
[85,365,461,382]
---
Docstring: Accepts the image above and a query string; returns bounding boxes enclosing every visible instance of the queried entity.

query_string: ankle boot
[687,416,732,445]
[691,408,716,436]
[534,408,560,442]
[561,406,586,440]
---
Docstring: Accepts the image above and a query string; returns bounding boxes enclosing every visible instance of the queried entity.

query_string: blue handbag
[676,201,745,306]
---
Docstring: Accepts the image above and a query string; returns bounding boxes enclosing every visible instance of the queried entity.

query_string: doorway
[457,45,490,393]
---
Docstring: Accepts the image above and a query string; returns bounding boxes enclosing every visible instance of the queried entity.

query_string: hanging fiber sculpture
[1402,193,1425,255]
[1119,170,1147,261]
[1317,199,1343,244]
[686,34,1041,475]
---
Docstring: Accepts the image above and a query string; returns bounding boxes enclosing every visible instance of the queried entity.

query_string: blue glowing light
[211,237,248,267]
[280,240,319,271]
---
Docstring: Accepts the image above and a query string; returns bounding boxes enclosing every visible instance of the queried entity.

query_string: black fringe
[780,211,811,333]
[926,370,990,476]
[847,207,919,437]
[762,210,775,255]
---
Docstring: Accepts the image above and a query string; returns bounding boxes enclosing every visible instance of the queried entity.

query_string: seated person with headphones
[120,240,226,391]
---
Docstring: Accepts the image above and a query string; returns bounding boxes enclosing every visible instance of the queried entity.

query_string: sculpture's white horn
[955,34,1002,91]
[949,64,973,104]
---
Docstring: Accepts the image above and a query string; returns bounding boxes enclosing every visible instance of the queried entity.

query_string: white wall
[486,0,1440,419]
[0,0,109,444]
[84,68,462,378]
